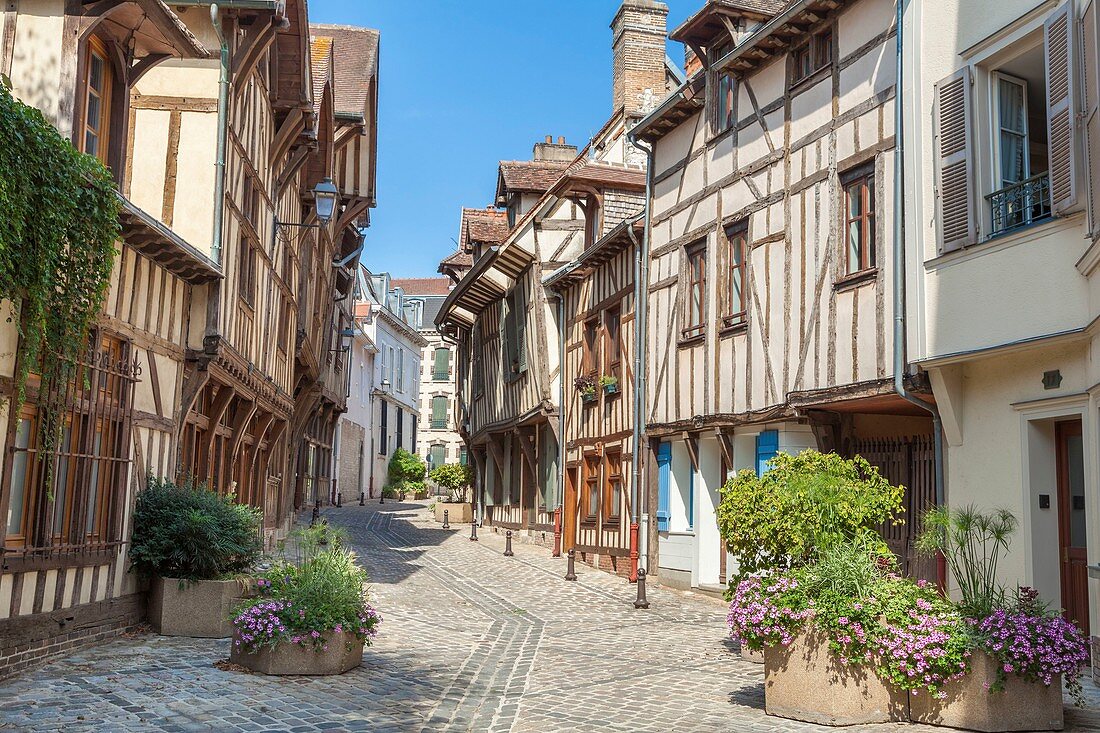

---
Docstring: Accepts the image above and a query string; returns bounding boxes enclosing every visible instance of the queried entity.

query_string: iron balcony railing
[430,419,447,429]
[432,370,449,381]
[987,173,1051,237]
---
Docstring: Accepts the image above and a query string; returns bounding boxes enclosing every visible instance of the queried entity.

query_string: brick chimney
[611,0,669,119]
[533,135,578,162]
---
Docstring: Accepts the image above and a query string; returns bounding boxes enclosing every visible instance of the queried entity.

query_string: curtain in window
[998,77,1028,186]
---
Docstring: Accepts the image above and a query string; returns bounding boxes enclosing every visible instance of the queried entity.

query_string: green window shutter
[514,283,527,373]
[430,444,446,468]
[431,396,447,428]
[433,348,450,379]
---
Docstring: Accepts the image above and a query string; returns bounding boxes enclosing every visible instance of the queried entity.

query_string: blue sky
[308,0,697,278]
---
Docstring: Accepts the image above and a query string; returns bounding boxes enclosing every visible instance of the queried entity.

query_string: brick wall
[579,550,633,579]
[611,0,669,119]
[0,593,145,679]
[603,188,645,234]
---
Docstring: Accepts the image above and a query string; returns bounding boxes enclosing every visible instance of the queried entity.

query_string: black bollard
[565,548,577,581]
[310,499,320,526]
[469,519,478,541]
[336,492,342,508]
[504,530,514,557]
[443,509,450,529]
[380,490,385,504]
[633,567,650,609]
[359,492,365,506]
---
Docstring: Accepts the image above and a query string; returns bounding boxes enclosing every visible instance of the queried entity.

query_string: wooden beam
[128,53,171,88]
[230,16,277,92]
[228,398,258,460]
[681,431,699,472]
[715,428,734,469]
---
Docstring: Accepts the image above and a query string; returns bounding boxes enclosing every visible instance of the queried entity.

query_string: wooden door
[1057,419,1089,634]
[563,466,578,552]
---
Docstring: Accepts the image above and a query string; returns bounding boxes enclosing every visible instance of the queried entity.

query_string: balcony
[430,419,447,430]
[432,371,449,382]
[987,173,1051,238]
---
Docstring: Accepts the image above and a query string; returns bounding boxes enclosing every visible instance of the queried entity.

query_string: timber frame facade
[0,0,377,677]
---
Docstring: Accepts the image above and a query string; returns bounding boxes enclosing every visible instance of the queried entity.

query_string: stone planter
[740,646,764,664]
[434,502,473,524]
[910,650,1063,731]
[763,628,909,726]
[148,576,253,638]
[229,630,364,675]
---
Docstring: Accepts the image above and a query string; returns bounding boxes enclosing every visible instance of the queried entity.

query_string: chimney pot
[545,135,552,144]
[558,136,566,144]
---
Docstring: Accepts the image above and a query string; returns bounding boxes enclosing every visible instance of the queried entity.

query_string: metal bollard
[336,492,342,508]
[380,490,385,504]
[443,509,450,529]
[359,492,365,506]
[469,520,478,541]
[504,530,514,557]
[633,567,650,609]
[565,548,577,581]
[310,499,320,526]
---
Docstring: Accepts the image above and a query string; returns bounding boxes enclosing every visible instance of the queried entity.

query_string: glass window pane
[998,78,1027,185]
[6,418,32,535]
[849,221,862,271]
[89,54,104,93]
[86,93,101,133]
[1067,434,1086,547]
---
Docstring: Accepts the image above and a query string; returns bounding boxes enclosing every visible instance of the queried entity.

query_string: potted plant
[575,375,597,404]
[430,463,474,523]
[229,526,381,675]
[131,477,262,638]
[598,375,619,395]
[383,448,426,500]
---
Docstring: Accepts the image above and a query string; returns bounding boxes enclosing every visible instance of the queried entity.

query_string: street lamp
[274,178,340,231]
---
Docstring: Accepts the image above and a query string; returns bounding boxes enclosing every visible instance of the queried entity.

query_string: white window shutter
[1045,0,1078,213]
[933,66,977,253]
[1082,0,1100,239]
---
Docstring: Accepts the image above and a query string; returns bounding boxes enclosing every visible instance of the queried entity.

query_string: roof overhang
[548,162,647,199]
[436,242,533,330]
[116,195,222,284]
[715,0,845,76]
[544,215,644,290]
[670,0,777,49]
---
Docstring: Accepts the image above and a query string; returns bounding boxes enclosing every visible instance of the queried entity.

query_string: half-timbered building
[633,0,937,592]
[0,0,378,676]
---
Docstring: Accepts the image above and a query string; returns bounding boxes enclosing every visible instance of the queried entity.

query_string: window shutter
[1045,1,1078,213]
[499,297,510,377]
[432,396,447,424]
[1082,0,1100,239]
[756,430,779,476]
[656,442,672,532]
[515,284,528,373]
[933,66,977,253]
[434,347,450,376]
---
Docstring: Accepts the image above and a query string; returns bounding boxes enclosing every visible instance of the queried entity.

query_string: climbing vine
[0,81,119,464]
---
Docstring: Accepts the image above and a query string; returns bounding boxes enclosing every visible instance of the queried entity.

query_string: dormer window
[80,36,113,165]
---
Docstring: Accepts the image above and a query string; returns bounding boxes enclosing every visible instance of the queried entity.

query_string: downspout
[891,0,945,509]
[627,134,654,578]
[553,290,566,557]
[210,3,229,265]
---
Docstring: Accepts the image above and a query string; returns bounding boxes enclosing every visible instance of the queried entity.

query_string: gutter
[625,132,655,579]
[890,0,945,508]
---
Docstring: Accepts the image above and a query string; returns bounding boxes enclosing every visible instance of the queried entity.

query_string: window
[603,451,622,524]
[80,36,112,164]
[604,306,621,379]
[433,347,451,381]
[396,349,405,392]
[583,455,600,522]
[396,407,404,450]
[710,42,735,134]
[582,318,599,376]
[842,166,876,274]
[460,448,468,466]
[584,197,602,246]
[431,395,448,430]
[379,402,388,455]
[429,444,446,470]
[4,333,136,552]
[238,234,256,306]
[410,415,417,453]
[682,241,707,340]
[988,68,1051,235]
[722,224,748,327]
[501,280,527,379]
[385,346,395,387]
[791,28,833,85]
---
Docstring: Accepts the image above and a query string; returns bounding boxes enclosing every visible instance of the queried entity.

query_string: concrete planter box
[229,630,364,675]
[910,650,1064,731]
[740,646,764,664]
[149,576,253,638]
[763,629,909,726]
[434,502,473,524]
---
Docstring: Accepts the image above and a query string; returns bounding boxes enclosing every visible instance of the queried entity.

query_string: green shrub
[430,462,473,503]
[385,448,426,494]
[716,450,904,580]
[129,476,262,581]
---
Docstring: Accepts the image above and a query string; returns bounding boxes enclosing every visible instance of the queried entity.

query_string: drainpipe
[547,291,567,557]
[627,134,654,578]
[891,0,945,510]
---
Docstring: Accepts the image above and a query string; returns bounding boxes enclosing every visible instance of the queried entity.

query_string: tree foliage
[0,83,119,463]
[716,449,904,579]
[430,462,473,502]
[386,448,426,489]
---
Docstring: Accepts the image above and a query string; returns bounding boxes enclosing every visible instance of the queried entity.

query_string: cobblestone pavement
[1,501,1099,732]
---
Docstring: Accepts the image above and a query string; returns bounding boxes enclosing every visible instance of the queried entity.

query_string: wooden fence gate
[851,435,937,582]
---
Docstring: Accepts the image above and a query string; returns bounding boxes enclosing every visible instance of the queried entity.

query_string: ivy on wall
[0,81,119,459]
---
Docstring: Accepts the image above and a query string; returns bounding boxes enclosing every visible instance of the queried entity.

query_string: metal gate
[851,435,937,582]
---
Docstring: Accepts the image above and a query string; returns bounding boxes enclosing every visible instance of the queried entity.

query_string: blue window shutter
[756,430,779,476]
[656,442,672,531]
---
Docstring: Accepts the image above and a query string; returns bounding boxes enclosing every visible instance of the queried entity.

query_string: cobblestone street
[1,502,1098,732]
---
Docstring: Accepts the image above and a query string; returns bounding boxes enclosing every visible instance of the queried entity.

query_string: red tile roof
[496,160,570,203]
[440,249,473,268]
[391,277,454,296]
[550,161,647,195]
[309,36,333,117]
[671,0,788,44]
[310,24,379,117]
[459,207,510,250]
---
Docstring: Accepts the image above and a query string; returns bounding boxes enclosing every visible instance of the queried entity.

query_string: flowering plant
[726,574,813,650]
[233,545,381,654]
[974,587,1090,705]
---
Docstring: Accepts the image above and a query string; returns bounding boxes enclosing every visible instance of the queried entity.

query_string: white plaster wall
[8,0,65,128]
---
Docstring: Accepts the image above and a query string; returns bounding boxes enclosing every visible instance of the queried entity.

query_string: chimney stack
[533,136,578,162]
[611,0,669,120]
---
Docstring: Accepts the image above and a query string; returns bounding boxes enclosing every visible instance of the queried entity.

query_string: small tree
[386,448,426,495]
[715,449,904,581]
[430,462,473,503]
